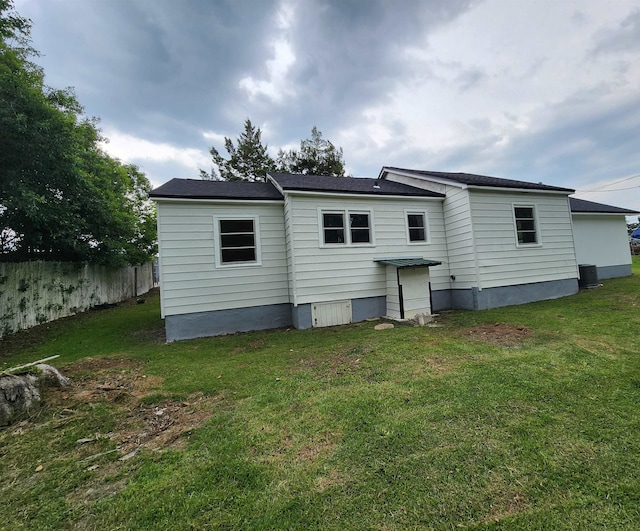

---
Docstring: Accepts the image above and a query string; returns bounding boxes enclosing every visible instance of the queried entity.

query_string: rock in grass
[35,364,70,388]
[374,323,394,330]
[0,364,69,426]
[0,373,41,426]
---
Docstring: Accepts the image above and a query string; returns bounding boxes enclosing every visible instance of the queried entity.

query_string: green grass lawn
[2,258,640,530]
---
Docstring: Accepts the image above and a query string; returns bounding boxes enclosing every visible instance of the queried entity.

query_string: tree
[0,0,156,267]
[201,118,274,182]
[276,126,346,177]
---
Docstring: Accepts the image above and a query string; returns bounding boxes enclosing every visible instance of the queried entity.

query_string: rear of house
[151,168,637,341]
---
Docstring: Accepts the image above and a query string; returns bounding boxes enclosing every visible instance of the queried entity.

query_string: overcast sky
[13,0,640,215]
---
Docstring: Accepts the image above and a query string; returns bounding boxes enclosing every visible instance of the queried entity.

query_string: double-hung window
[513,205,538,245]
[321,210,372,246]
[349,212,371,244]
[217,218,259,265]
[406,211,428,243]
[323,212,346,244]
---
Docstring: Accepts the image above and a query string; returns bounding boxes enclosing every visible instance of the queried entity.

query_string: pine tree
[276,126,346,177]
[203,119,274,182]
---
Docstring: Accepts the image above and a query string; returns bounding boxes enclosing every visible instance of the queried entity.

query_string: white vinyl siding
[572,214,632,268]
[384,171,477,289]
[442,188,477,288]
[470,191,577,289]
[287,195,448,305]
[156,201,289,317]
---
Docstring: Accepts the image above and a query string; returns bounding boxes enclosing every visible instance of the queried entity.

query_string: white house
[150,169,637,341]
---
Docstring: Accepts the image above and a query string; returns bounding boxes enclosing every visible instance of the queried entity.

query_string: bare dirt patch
[462,323,532,347]
[37,357,219,454]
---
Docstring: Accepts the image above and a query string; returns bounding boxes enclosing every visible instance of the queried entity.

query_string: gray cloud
[592,10,640,55]
[261,0,481,142]
[13,0,640,214]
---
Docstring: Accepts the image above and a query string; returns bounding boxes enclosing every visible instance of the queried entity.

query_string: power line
[577,173,640,193]
[578,185,640,193]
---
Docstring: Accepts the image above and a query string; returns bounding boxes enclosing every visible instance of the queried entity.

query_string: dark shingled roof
[569,197,639,214]
[149,178,283,200]
[268,172,445,197]
[382,167,575,193]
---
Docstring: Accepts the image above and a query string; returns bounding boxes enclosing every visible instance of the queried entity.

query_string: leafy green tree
[276,126,346,177]
[202,118,274,182]
[0,0,156,266]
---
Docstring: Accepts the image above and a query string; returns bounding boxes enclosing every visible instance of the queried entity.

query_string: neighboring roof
[268,172,445,198]
[374,258,442,268]
[381,167,575,193]
[569,197,640,215]
[149,178,283,200]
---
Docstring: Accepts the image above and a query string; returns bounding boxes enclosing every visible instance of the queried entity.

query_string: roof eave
[150,196,284,204]
[467,185,574,195]
[571,210,639,215]
[380,167,467,189]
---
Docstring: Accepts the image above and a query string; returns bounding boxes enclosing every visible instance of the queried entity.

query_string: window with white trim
[323,212,346,244]
[513,205,538,245]
[219,219,257,263]
[349,212,371,244]
[321,210,372,246]
[406,212,427,242]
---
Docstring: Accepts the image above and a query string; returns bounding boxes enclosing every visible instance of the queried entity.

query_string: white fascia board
[266,173,286,195]
[379,168,574,195]
[379,168,467,189]
[467,185,573,195]
[283,190,443,201]
[571,212,631,217]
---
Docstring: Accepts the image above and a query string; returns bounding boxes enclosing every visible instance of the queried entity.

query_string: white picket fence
[0,261,154,338]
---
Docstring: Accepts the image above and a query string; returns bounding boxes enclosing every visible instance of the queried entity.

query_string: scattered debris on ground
[462,323,531,347]
[7,357,218,457]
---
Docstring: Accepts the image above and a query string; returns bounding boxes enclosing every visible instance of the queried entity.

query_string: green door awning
[374,258,442,269]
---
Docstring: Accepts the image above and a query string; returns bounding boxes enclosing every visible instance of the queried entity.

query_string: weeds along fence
[0,261,154,338]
